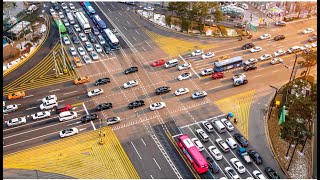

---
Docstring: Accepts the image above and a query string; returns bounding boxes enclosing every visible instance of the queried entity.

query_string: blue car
[206,157,219,173]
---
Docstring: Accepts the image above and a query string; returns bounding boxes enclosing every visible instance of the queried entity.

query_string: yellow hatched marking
[143,29,219,57]
[4,128,139,179]
[214,90,256,139]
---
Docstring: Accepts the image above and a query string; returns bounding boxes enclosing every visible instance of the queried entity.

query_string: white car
[63,36,71,45]
[191,49,203,56]
[202,52,215,59]
[59,127,79,138]
[174,88,190,96]
[225,167,240,179]
[50,8,55,15]
[300,44,312,50]
[226,138,238,149]
[79,33,87,42]
[6,117,26,127]
[88,88,104,97]
[61,2,68,9]
[192,138,205,151]
[82,55,92,64]
[69,3,75,10]
[273,49,286,57]
[150,102,166,111]
[230,158,246,174]
[58,11,65,19]
[94,44,103,53]
[74,24,81,32]
[259,54,272,61]
[31,111,51,120]
[62,19,70,27]
[98,35,106,45]
[250,46,262,53]
[303,28,314,34]
[200,68,214,76]
[144,6,154,11]
[239,3,248,10]
[85,42,94,52]
[123,80,138,89]
[191,91,207,99]
[42,95,57,103]
[178,72,192,80]
[195,129,209,142]
[253,170,266,179]
[78,47,86,56]
[221,118,234,131]
[3,104,18,113]
[178,63,191,70]
[311,42,317,47]
[244,58,258,65]
[69,47,77,56]
[90,51,99,60]
[202,120,214,132]
[106,116,121,125]
[233,73,246,80]
[208,145,223,160]
[259,34,271,40]
[270,58,283,65]
[40,99,58,110]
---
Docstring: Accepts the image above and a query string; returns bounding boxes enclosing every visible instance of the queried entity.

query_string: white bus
[102,28,119,50]
[75,11,91,33]
[66,12,75,25]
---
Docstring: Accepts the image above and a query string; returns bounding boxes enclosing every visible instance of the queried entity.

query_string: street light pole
[53,51,59,77]
[58,24,67,74]
[289,52,298,82]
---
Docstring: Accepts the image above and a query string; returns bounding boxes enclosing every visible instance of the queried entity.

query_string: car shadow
[113,106,131,113]
[260,62,272,68]
[111,86,121,92]
[179,96,194,103]
[160,93,175,100]
[113,71,124,77]
[207,84,234,94]
[200,77,213,83]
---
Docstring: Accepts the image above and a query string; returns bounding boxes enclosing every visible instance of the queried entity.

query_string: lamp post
[58,24,67,74]
[289,52,298,82]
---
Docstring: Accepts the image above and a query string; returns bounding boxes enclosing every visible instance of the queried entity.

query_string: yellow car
[8,91,26,100]
[218,55,230,61]
[73,57,82,67]
[74,76,90,85]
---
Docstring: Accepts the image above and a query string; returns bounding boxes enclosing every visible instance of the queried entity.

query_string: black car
[72,35,80,44]
[265,167,280,179]
[88,32,96,43]
[103,45,112,54]
[248,150,263,164]
[234,23,245,29]
[92,27,100,35]
[206,157,219,174]
[81,114,98,123]
[242,43,255,50]
[155,86,171,95]
[243,64,257,71]
[274,35,285,41]
[96,103,112,111]
[128,100,145,109]
[124,66,138,74]
[308,35,317,42]
[95,78,111,86]
[54,4,60,10]
[233,133,248,147]
[66,27,74,35]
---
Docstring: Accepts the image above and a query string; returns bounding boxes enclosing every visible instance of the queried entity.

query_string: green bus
[53,15,67,37]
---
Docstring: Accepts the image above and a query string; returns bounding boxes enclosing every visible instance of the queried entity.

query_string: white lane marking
[49,89,60,92]
[209,85,223,90]
[135,30,140,35]
[254,75,262,78]
[150,175,154,179]
[3,124,88,148]
[141,138,146,146]
[153,158,161,170]
[145,41,152,48]
[82,103,88,114]
[57,100,64,103]
[118,12,122,16]
[26,106,37,110]
[63,91,78,95]
[123,26,127,31]
[179,55,200,79]
[24,95,34,98]
[79,128,87,131]
[132,36,137,41]
[67,121,81,126]
[37,99,42,101]
[272,70,279,73]
[108,8,111,12]
[126,21,130,25]
[102,2,105,5]
[142,47,147,51]
[131,142,142,159]
[91,121,96,130]
[16,104,21,106]
[111,3,115,8]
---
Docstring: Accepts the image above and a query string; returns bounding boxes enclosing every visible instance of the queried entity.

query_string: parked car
[221,118,234,131]
[208,145,223,160]
[192,138,204,151]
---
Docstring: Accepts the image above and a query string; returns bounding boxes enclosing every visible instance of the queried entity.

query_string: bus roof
[75,11,90,29]
[214,56,243,67]
[93,14,106,28]
[103,28,119,44]
[179,134,208,167]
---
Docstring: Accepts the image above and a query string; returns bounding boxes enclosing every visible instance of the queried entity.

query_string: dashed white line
[132,36,137,41]
[254,75,262,78]
[102,2,105,5]
[150,175,154,179]
[135,30,140,35]
[118,12,122,16]
[57,100,64,103]
[126,21,130,25]
[123,26,127,31]
[49,89,60,92]
[111,3,115,8]
[141,138,146,146]
[272,70,279,73]
[107,8,111,12]
[63,91,78,95]
[209,85,223,90]
[24,95,34,98]
[145,41,152,48]
[131,142,142,159]
[26,106,37,110]
[153,158,161,170]
[142,47,147,51]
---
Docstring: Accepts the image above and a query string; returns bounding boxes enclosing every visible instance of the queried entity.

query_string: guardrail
[3,13,50,77]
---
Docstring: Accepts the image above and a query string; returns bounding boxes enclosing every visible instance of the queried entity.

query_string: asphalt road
[3,2,317,179]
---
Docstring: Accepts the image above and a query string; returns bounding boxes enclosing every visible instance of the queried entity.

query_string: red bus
[177,134,208,174]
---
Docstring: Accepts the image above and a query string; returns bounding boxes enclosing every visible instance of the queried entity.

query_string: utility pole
[53,51,59,78]
[58,24,67,74]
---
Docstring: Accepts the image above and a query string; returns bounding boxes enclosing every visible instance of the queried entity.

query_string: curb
[135,10,245,39]
[264,89,291,178]
[3,13,50,77]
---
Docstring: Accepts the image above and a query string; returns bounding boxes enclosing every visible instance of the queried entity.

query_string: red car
[151,59,166,67]
[56,104,72,114]
[79,2,84,5]
[212,72,224,79]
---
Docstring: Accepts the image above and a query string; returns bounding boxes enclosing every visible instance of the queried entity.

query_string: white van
[66,12,75,24]
[59,111,78,121]
[226,138,238,149]
[211,118,227,133]
[164,59,179,68]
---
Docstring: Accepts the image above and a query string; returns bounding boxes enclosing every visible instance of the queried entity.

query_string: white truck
[233,74,248,86]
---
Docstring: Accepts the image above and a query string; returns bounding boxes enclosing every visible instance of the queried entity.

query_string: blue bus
[213,56,243,72]
[102,28,120,50]
[83,2,96,15]
[92,14,107,30]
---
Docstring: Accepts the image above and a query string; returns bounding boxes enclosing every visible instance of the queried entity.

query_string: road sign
[248,23,257,32]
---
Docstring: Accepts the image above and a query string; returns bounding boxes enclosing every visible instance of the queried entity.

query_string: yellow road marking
[71,102,84,107]
[4,127,139,179]
[214,90,256,139]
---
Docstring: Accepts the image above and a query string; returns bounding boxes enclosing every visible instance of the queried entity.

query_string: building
[6,21,32,40]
